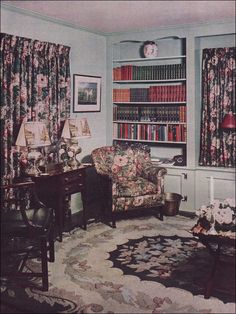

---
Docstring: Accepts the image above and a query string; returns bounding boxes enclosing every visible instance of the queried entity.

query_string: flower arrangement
[194,198,236,236]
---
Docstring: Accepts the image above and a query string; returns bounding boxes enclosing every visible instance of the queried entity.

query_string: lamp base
[67,140,82,169]
[67,159,78,169]
[27,149,42,176]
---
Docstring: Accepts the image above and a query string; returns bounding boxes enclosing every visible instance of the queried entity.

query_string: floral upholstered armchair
[91,143,167,227]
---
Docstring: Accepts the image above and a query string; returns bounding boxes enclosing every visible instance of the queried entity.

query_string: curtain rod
[0,32,71,49]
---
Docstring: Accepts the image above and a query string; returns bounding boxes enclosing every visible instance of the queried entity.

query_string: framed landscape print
[73,74,101,112]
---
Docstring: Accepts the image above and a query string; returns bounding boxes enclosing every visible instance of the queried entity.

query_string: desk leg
[56,197,63,242]
[81,187,87,231]
[204,244,220,299]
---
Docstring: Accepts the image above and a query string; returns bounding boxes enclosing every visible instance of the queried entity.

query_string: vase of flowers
[194,198,236,236]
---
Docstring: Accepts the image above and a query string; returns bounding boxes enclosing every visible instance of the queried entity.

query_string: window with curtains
[199,47,236,167]
[0,33,71,184]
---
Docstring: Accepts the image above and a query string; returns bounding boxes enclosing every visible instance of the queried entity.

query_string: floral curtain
[0,33,71,184]
[199,47,236,167]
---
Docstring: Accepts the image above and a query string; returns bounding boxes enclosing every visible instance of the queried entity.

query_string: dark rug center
[107,235,235,303]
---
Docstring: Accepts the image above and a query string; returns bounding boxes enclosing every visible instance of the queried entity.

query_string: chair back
[91,145,117,176]
[92,143,152,179]
[1,179,47,230]
[1,179,55,291]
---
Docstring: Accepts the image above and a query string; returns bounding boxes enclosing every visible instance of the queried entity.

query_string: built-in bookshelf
[112,37,187,160]
[113,63,186,81]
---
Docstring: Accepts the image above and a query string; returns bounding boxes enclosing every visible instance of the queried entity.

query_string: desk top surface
[192,222,236,243]
[31,163,93,178]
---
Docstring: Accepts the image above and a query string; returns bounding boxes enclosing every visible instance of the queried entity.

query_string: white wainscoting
[195,169,235,209]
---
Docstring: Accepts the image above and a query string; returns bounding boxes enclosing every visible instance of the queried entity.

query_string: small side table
[192,228,235,299]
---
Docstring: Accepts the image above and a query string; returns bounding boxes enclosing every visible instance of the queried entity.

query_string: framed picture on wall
[73,74,101,112]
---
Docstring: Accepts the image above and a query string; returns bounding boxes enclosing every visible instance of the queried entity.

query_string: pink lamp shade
[16,122,51,147]
[61,118,91,140]
[221,112,236,129]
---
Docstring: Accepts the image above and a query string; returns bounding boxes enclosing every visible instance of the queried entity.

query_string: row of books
[113,106,186,122]
[113,64,186,81]
[113,85,186,102]
[113,123,187,142]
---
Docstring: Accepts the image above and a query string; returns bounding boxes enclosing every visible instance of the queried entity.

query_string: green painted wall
[1,5,108,162]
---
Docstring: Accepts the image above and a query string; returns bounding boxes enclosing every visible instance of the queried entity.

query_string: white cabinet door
[165,168,195,212]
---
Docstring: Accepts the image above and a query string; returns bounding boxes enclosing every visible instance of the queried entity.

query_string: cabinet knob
[64,177,69,182]
[65,187,69,191]
[182,173,187,179]
[182,195,188,202]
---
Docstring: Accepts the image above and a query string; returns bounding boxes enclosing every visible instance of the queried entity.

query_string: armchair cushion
[113,194,163,212]
[113,177,157,197]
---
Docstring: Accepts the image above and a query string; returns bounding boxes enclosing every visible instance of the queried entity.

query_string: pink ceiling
[2,1,235,34]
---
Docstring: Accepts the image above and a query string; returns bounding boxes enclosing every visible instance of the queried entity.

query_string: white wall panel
[195,170,235,208]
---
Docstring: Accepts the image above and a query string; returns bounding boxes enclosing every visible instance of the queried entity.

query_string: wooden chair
[0,179,55,291]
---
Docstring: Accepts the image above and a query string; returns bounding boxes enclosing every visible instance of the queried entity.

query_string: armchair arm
[141,164,167,195]
[141,164,167,183]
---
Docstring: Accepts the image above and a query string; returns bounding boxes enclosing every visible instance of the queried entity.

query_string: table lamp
[61,118,91,169]
[221,112,236,167]
[16,121,51,176]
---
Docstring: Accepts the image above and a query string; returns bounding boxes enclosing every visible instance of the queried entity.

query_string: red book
[168,125,173,141]
[155,125,159,141]
[159,86,163,102]
[176,125,180,141]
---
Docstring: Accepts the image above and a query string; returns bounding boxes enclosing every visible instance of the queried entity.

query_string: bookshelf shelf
[113,101,187,105]
[113,79,186,83]
[113,138,187,144]
[113,121,187,125]
[112,37,187,161]
[113,55,186,63]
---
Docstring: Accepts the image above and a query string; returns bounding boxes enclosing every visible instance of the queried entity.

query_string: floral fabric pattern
[112,147,137,179]
[199,47,236,167]
[114,177,157,197]
[0,33,71,183]
[92,144,167,212]
[193,198,236,237]
[113,194,163,212]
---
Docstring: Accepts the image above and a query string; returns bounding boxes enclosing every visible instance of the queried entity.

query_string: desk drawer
[62,171,83,184]
[63,181,83,195]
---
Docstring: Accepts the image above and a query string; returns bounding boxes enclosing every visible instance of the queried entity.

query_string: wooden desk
[31,164,92,241]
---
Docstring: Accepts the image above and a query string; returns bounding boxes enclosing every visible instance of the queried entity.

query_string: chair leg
[112,220,116,228]
[111,211,116,228]
[159,210,164,221]
[49,241,54,263]
[40,237,49,291]
[155,206,164,221]
[48,228,55,263]
[159,211,164,221]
